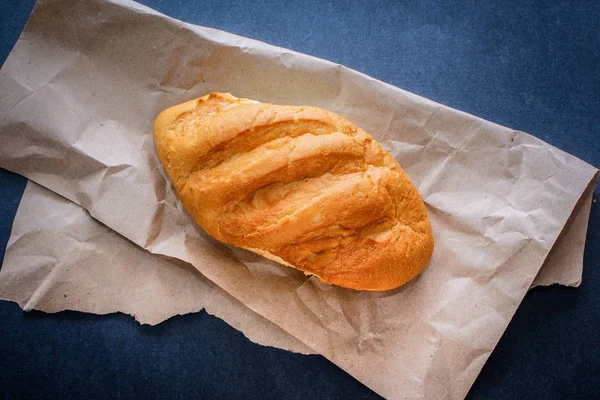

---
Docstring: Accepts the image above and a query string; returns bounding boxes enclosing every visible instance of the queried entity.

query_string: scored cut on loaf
[153,93,434,291]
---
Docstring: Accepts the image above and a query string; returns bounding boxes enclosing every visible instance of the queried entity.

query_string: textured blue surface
[1,1,599,399]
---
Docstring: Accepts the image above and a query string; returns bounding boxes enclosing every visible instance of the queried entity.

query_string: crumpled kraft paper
[0,177,593,357]
[0,181,313,354]
[0,0,597,398]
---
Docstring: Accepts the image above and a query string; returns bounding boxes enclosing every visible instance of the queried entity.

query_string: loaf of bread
[153,93,433,291]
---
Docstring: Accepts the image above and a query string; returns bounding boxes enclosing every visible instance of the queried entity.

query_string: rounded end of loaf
[154,98,201,139]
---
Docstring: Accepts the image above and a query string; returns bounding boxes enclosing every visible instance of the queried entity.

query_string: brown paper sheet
[0,0,597,398]
[0,181,313,354]
[0,178,591,357]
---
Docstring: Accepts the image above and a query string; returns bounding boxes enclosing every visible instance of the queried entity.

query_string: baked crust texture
[154,93,434,291]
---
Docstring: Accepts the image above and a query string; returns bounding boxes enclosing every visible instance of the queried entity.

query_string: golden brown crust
[154,93,434,291]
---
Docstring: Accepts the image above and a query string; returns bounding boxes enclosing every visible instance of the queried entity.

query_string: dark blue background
[1,1,599,399]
